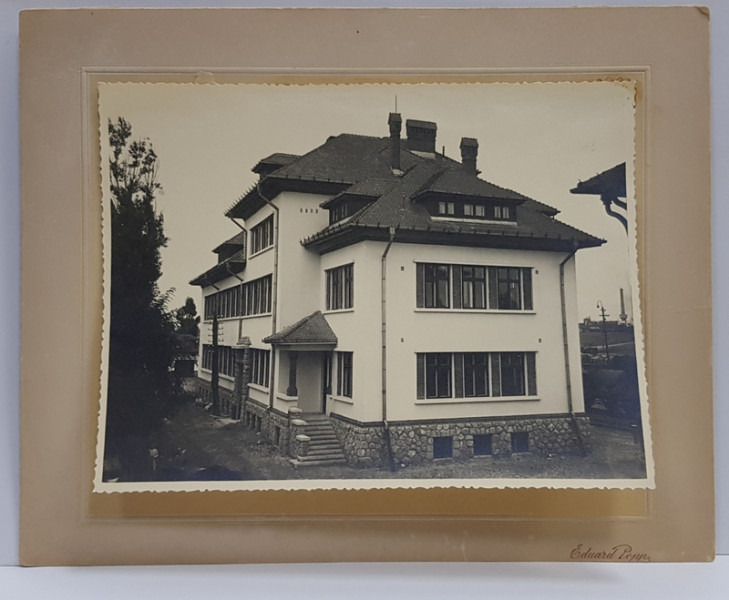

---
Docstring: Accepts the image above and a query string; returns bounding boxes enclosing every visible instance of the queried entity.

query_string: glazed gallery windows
[416,352,537,400]
[416,263,533,311]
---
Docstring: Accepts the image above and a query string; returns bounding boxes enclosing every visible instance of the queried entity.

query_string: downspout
[255,183,279,410]
[381,226,397,471]
[559,247,587,454]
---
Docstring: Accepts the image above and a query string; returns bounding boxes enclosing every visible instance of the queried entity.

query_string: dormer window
[437,201,455,215]
[494,205,511,220]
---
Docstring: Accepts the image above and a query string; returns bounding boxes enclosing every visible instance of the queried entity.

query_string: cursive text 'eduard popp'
[570,544,651,562]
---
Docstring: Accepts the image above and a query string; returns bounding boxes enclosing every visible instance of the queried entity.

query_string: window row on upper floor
[416,263,533,311]
[203,274,272,320]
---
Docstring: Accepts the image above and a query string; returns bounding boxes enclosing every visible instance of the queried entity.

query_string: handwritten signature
[570,543,651,562]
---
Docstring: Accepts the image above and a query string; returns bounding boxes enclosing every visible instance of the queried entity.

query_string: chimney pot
[406,119,437,155]
[460,137,479,175]
[388,113,402,173]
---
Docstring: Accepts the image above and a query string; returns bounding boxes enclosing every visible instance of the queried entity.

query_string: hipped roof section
[263,311,337,346]
[223,126,604,255]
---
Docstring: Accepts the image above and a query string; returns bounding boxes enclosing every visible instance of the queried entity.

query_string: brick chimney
[388,112,402,174]
[406,119,437,155]
[460,137,479,175]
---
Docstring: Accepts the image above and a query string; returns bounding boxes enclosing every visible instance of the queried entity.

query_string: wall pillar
[286,350,299,397]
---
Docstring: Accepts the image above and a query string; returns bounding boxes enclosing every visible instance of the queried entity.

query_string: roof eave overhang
[304,224,604,255]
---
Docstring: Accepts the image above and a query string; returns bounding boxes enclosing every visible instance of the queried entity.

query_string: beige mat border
[20,7,712,564]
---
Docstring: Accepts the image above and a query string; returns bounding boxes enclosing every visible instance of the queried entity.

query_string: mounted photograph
[95,80,651,492]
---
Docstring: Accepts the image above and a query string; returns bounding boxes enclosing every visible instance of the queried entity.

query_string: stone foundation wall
[331,413,590,467]
[329,417,388,468]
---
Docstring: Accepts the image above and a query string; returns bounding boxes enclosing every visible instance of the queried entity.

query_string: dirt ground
[140,401,647,483]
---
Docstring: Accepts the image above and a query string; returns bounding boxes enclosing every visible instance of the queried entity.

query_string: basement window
[433,436,453,459]
[473,434,493,456]
[511,432,529,454]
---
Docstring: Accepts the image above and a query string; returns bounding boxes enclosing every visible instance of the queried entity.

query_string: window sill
[276,392,298,403]
[329,394,354,405]
[249,245,274,259]
[414,308,536,315]
[415,396,540,405]
[248,383,269,394]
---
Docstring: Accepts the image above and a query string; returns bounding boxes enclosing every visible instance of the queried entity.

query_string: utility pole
[596,300,610,362]
[211,302,220,413]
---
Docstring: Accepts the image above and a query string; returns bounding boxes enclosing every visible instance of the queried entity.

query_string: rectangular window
[425,353,452,398]
[460,266,487,309]
[420,263,450,308]
[250,349,270,387]
[464,204,474,216]
[201,345,236,377]
[336,351,353,398]
[417,351,536,400]
[240,275,272,316]
[417,263,532,311]
[250,215,274,254]
[473,434,493,456]
[497,267,522,310]
[464,352,489,397]
[437,201,455,215]
[475,204,485,217]
[511,431,529,454]
[326,263,354,311]
[433,436,453,459]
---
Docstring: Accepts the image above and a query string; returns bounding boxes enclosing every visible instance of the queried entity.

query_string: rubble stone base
[330,413,590,468]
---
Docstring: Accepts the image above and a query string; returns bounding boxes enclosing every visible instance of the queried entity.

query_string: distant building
[190,113,604,467]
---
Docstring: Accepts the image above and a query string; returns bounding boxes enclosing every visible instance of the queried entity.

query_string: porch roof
[263,311,338,347]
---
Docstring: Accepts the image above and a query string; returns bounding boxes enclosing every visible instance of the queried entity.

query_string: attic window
[494,205,511,220]
[437,201,455,216]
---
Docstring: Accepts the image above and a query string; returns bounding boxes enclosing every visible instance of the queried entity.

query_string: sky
[98,81,637,322]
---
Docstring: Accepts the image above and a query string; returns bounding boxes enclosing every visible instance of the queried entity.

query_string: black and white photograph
[95,80,652,492]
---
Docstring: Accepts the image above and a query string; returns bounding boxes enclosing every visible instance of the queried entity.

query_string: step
[309,439,340,448]
[293,455,348,466]
[307,449,346,457]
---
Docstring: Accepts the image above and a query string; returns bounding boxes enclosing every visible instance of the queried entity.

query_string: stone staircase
[294,413,347,467]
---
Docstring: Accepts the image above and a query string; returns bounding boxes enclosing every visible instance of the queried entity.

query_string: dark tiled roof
[212,230,246,253]
[413,168,529,202]
[320,178,396,209]
[571,162,626,198]
[252,152,300,175]
[224,123,604,255]
[189,248,246,287]
[263,311,337,346]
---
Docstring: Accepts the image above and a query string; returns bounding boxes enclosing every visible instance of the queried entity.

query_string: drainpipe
[381,226,397,471]
[255,183,279,410]
[559,247,586,453]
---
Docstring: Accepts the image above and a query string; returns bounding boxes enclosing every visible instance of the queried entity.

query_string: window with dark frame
[326,263,354,311]
[473,434,493,456]
[464,352,489,397]
[425,353,452,398]
[250,349,270,387]
[417,263,532,311]
[423,263,450,308]
[497,267,523,310]
[250,215,274,255]
[417,351,536,400]
[511,431,529,454]
[433,436,453,459]
[336,351,353,398]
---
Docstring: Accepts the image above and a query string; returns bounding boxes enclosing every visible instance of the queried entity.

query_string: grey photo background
[2,0,726,593]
